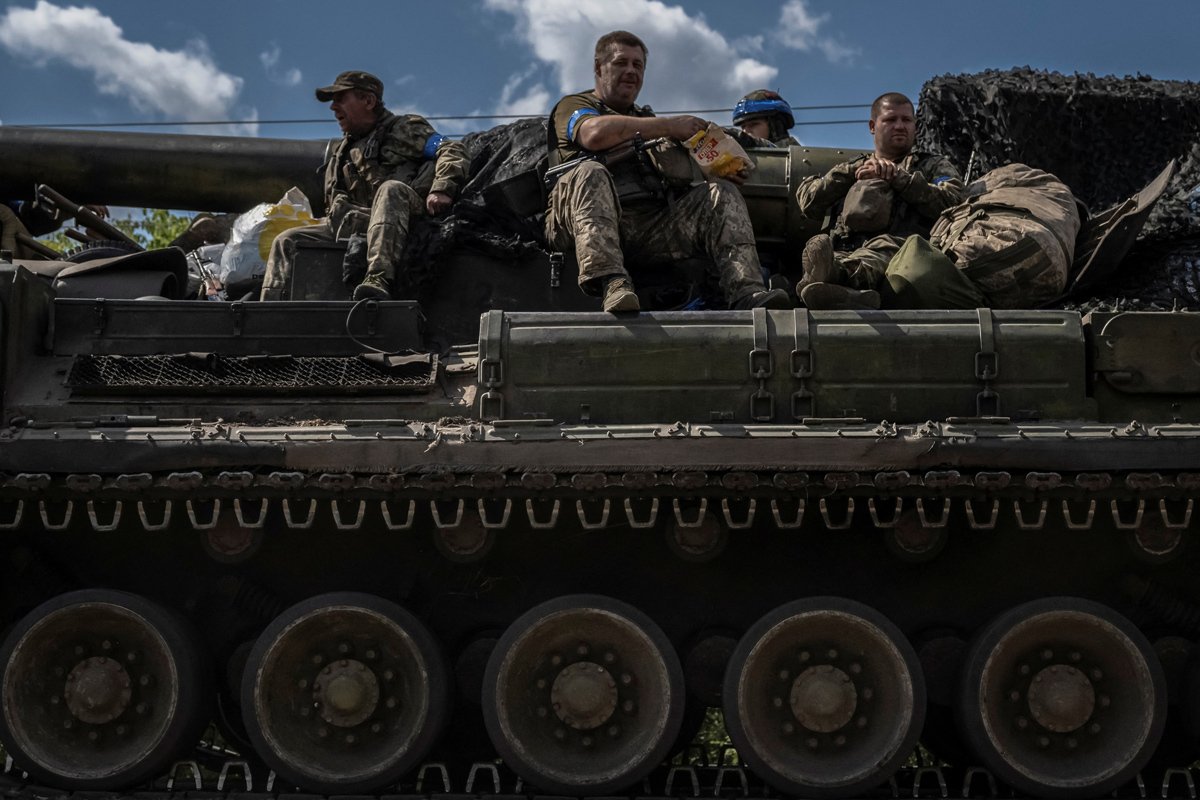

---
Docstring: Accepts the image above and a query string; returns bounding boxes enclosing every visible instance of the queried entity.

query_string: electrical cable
[6,103,871,131]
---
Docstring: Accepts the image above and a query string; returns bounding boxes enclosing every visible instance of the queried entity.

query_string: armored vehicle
[0,69,1199,800]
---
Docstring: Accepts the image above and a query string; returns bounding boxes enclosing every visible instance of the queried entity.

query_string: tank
[0,69,1199,800]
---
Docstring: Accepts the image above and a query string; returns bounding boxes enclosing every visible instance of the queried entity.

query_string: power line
[6,103,871,130]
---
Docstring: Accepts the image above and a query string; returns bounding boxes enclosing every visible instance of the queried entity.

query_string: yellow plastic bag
[218,186,319,285]
[685,124,755,179]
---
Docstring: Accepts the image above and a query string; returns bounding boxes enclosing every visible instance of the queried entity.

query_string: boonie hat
[315,71,384,102]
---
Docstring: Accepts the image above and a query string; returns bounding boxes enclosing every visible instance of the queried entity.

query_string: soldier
[1,200,109,258]
[0,203,34,258]
[732,90,799,147]
[794,92,964,309]
[261,71,467,301]
[545,30,789,313]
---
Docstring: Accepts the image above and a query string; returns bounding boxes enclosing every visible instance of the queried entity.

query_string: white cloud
[483,0,776,118]
[260,43,302,87]
[775,0,857,63]
[0,1,257,135]
[494,66,553,117]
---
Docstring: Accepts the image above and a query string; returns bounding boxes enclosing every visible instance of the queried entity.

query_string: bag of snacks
[684,124,755,179]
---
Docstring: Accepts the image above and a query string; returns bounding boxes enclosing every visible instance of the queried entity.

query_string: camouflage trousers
[844,231,1065,310]
[834,233,906,290]
[545,160,766,306]
[0,204,34,260]
[261,179,421,301]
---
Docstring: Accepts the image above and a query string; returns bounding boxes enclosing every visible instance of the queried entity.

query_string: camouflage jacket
[547,90,655,167]
[795,151,964,245]
[322,110,467,212]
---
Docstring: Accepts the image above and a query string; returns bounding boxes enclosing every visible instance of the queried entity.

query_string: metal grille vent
[65,352,437,395]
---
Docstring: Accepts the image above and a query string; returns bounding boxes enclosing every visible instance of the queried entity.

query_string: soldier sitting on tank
[802,163,1081,310]
[545,30,790,313]
[260,71,467,302]
[793,92,964,309]
[732,90,800,147]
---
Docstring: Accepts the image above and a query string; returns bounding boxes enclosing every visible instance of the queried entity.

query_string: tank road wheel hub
[723,597,925,798]
[64,656,134,724]
[314,659,380,728]
[1026,665,1095,733]
[483,595,684,796]
[242,593,448,795]
[959,598,1166,798]
[791,664,858,733]
[0,590,211,790]
[551,661,618,730]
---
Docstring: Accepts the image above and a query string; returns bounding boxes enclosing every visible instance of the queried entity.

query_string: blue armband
[567,108,599,142]
[423,133,448,160]
[933,176,953,185]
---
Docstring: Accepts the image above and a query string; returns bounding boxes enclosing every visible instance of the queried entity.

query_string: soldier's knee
[561,160,616,193]
[373,180,419,209]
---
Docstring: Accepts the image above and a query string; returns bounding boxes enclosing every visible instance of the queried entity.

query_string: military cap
[315,71,384,102]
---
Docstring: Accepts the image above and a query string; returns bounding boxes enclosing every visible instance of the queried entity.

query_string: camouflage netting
[917,68,1200,309]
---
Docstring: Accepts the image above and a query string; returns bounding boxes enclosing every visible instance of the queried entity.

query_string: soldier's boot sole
[352,282,391,301]
[800,282,881,310]
[797,234,843,295]
[603,279,641,312]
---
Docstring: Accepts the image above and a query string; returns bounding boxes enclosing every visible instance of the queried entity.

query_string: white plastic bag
[217,186,318,285]
[684,124,755,179]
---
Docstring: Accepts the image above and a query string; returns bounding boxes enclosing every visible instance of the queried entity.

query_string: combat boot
[796,234,844,293]
[352,271,391,301]
[733,288,792,310]
[603,277,640,312]
[799,282,881,310]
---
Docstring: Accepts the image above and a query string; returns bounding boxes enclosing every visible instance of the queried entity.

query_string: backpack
[928,164,1080,308]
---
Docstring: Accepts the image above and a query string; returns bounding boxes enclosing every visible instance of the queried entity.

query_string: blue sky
[1,0,1198,151]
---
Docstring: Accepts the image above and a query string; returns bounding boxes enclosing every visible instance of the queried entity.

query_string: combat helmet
[733,90,796,145]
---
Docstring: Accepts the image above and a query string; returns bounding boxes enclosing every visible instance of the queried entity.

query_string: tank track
[2,420,1197,533]
[3,752,1200,800]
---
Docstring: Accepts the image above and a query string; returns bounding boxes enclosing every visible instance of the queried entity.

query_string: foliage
[38,208,192,255]
[674,707,738,766]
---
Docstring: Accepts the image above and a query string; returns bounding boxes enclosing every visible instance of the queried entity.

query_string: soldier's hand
[83,204,109,219]
[721,169,748,186]
[858,157,897,182]
[426,191,453,216]
[666,115,707,142]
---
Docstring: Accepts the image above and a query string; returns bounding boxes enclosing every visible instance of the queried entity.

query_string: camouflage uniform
[261,110,467,300]
[545,90,766,306]
[795,151,964,288]
[0,203,34,259]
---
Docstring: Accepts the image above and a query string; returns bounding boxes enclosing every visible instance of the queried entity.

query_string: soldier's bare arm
[575,114,707,152]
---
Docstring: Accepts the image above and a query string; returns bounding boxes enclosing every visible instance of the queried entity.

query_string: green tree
[39,208,192,255]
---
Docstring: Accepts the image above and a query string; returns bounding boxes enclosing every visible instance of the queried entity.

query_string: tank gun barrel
[0,127,327,213]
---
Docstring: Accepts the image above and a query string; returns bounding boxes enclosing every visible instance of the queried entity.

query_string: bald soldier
[793,91,964,308]
[261,71,467,301]
[545,30,788,312]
